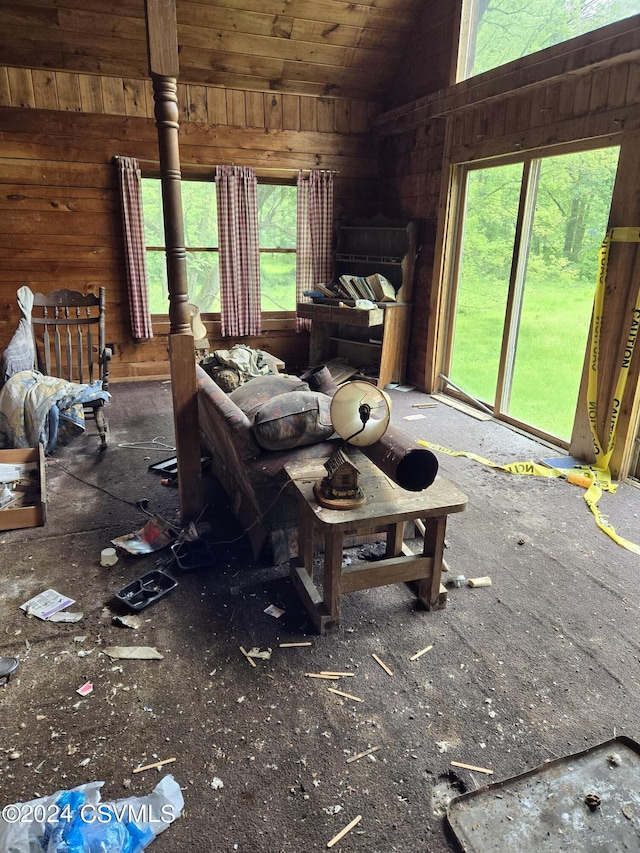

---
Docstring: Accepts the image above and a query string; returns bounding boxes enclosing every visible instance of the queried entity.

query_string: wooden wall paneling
[0,95,379,376]
[102,77,126,116]
[265,93,283,130]
[528,85,546,130]
[206,86,228,124]
[471,105,489,142]
[143,79,155,118]
[626,61,640,106]
[334,99,351,133]
[0,68,10,106]
[79,75,104,114]
[573,73,593,116]
[299,96,317,131]
[0,158,113,187]
[31,68,58,110]
[245,91,265,127]
[516,91,533,133]
[186,84,208,123]
[542,80,561,125]
[350,100,368,133]
[488,98,507,140]
[317,98,335,132]
[558,76,577,120]
[608,63,629,109]
[123,77,147,117]
[55,71,82,111]
[176,83,189,122]
[7,68,35,108]
[503,94,520,138]
[589,66,612,113]
[226,89,246,126]
[281,94,300,131]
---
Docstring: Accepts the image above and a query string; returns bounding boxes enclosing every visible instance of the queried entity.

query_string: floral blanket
[0,370,109,452]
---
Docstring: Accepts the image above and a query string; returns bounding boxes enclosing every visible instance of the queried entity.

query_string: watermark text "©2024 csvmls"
[2,802,177,825]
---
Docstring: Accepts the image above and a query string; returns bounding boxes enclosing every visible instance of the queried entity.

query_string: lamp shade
[188,304,208,340]
[330,380,391,447]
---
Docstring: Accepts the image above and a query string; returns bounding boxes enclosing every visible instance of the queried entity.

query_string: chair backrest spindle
[31,288,107,389]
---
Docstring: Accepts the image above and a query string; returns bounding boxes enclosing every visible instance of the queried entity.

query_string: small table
[285,454,468,633]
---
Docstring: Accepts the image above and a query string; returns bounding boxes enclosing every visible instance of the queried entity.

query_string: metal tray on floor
[447,736,640,852]
[115,569,177,611]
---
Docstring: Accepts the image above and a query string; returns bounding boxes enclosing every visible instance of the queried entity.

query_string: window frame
[457,0,639,83]
[141,173,298,317]
[441,137,621,447]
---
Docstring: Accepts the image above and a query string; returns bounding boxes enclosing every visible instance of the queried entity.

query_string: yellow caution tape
[588,227,640,473]
[421,227,640,553]
[419,441,640,555]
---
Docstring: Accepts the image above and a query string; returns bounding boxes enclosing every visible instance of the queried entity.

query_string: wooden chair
[31,287,111,450]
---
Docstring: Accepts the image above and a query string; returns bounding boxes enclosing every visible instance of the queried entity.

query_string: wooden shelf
[298,217,419,388]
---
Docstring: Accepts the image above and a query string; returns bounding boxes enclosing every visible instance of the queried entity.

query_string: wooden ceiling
[0,0,427,102]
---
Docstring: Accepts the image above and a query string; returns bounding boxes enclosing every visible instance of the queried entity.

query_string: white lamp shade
[330,380,391,447]
[189,304,208,340]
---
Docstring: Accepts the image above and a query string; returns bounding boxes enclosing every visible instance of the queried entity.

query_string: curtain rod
[113,155,338,174]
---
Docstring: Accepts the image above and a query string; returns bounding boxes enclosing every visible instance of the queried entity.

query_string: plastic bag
[0,774,183,853]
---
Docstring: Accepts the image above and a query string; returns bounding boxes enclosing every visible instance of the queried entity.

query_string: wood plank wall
[384,0,459,108]
[0,67,382,381]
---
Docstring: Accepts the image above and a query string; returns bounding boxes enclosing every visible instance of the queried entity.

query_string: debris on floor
[0,656,19,685]
[115,570,177,611]
[20,589,75,620]
[467,576,492,588]
[112,614,142,630]
[102,647,164,660]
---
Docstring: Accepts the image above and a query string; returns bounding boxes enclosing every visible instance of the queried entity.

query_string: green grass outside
[450,274,595,441]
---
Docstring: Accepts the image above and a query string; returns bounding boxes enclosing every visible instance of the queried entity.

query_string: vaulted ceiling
[1,0,431,102]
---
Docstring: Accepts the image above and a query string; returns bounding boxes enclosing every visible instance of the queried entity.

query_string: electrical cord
[48,458,298,548]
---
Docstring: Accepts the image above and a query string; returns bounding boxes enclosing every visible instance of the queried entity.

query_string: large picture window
[445,144,620,443]
[141,178,297,314]
[459,0,637,81]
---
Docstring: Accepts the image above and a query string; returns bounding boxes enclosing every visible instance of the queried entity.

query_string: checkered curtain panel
[296,169,334,331]
[215,165,261,338]
[117,157,154,340]
[309,169,334,287]
[295,172,312,331]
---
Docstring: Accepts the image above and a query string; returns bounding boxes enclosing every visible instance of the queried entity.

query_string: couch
[196,364,341,564]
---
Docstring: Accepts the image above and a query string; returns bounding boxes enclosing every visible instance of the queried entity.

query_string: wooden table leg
[386,521,405,557]
[300,500,315,580]
[323,527,344,629]
[417,515,447,610]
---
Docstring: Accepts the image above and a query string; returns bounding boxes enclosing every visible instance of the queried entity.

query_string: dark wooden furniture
[286,453,467,633]
[297,217,419,388]
[31,288,111,449]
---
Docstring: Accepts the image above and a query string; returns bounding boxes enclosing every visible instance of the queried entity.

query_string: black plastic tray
[447,736,640,852]
[115,569,177,611]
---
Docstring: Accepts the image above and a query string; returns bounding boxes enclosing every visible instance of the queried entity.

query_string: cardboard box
[0,445,47,531]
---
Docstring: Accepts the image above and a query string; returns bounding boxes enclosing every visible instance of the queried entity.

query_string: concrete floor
[1,378,640,852]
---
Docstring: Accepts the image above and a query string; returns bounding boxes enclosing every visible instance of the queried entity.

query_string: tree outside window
[460,0,637,81]
[141,178,297,314]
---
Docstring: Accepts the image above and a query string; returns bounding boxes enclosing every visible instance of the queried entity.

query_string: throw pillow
[252,391,334,451]
[229,374,310,422]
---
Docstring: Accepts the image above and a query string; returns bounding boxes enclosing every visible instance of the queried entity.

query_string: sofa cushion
[229,374,310,422]
[252,391,334,451]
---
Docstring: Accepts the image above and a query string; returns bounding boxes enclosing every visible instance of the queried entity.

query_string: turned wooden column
[145,0,202,520]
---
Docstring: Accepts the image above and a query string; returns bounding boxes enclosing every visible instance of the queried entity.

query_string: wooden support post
[145,0,202,521]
